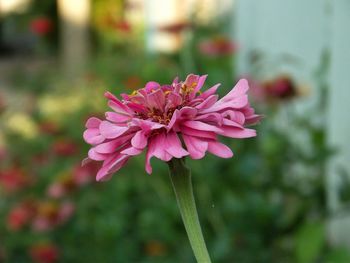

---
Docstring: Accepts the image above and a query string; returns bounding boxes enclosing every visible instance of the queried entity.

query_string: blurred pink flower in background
[264,76,297,100]
[247,75,298,103]
[30,17,53,36]
[199,36,238,56]
[29,243,59,263]
[72,162,99,186]
[32,201,75,232]
[83,74,260,181]
[46,175,76,199]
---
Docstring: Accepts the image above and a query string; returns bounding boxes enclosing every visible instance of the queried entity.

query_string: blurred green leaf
[295,221,325,263]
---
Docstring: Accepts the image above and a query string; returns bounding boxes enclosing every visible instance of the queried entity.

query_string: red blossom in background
[52,139,78,156]
[247,75,298,103]
[0,167,30,193]
[199,36,237,57]
[114,20,131,33]
[30,17,53,36]
[29,243,59,263]
[264,76,297,100]
[39,121,60,135]
[6,201,36,231]
[158,22,191,34]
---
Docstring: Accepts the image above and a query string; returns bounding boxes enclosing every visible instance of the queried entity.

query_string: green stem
[168,158,212,263]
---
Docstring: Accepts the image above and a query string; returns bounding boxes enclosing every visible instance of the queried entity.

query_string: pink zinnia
[83,74,260,181]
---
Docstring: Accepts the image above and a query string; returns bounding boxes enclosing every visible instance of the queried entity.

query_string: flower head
[264,75,297,100]
[199,36,237,57]
[29,243,59,263]
[83,74,260,181]
[30,17,53,36]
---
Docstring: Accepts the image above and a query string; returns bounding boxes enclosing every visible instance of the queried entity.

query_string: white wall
[327,0,350,247]
[235,0,350,247]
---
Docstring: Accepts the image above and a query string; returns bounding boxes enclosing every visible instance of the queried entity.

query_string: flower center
[128,82,201,125]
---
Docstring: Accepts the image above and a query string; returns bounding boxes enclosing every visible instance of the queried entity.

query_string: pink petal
[104,91,120,102]
[167,107,197,131]
[108,100,132,116]
[85,117,101,128]
[107,155,129,174]
[147,89,165,110]
[221,79,249,102]
[83,129,105,145]
[222,118,243,128]
[96,153,129,181]
[152,133,172,161]
[218,127,257,138]
[165,132,189,158]
[183,120,223,133]
[99,121,129,139]
[194,75,207,93]
[181,126,217,140]
[131,119,164,132]
[81,157,92,166]
[182,135,208,159]
[105,112,131,123]
[200,95,248,114]
[131,130,147,149]
[222,110,245,125]
[166,92,182,108]
[195,95,218,110]
[145,136,158,174]
[120,147,143,156]
[88,148,108,161]
[198,83,220,99]
[145,81,160,92]
[207,141,233,158]
[195,113,223,125]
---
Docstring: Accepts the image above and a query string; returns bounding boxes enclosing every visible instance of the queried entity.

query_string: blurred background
[0,0,350,262]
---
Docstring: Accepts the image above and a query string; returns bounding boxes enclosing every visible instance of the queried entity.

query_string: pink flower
[264,76,297,100]
[199,36,238,56]
[83,74,260,181]
[32,201,75,232]
[72,162,99,185]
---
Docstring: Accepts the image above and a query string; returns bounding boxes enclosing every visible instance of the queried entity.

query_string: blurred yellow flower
[38,94,84,121]
[5,112,39,139]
